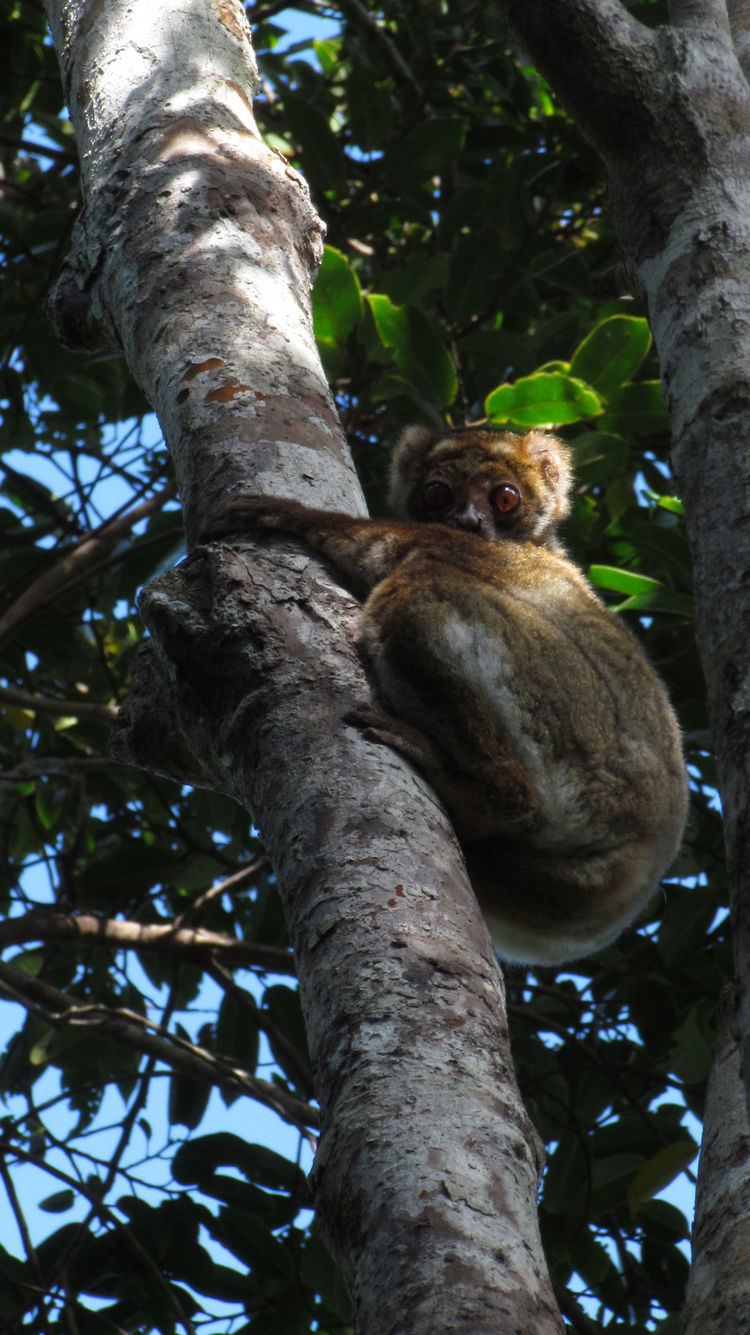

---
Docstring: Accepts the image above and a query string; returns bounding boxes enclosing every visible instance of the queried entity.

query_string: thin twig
[0,1156,51,1334]
[208,958,315,1098]
[0,1144,196,1335]
[313,0,425,103]
[172,857,269,927]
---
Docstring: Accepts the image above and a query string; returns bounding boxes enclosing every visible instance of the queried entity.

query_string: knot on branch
[111,546,286,794]
[47,213,122,354]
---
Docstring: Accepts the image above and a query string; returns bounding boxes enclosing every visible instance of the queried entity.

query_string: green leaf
[173,1133,308,1195]
[263,984,311,1089]
[485,371,603,427]
[571,431,629,484]
[658,889,718,966]
[638,1199,690,1242]
[168,1025,211,1130]
[668,1007,716,1084]
[206,1206,295,1277]
[313,247,363,348]
[168,1070,211,1130]
[590,1153,645,1213]
[312,37,342,75]
[78,839,187,897]
[380,253,451,307]
[542,1135,589,1215]
[615,588,694,617]
[39,1189,75,1213]
[648,492,685,515]
[381,118,467,182]
[282,94,347,192]
[347,62,396,149]
[569,1229,616,1286]
[528,247,591,296]
[215,991,260,1071]
[659,495,685,514]
[537,359,570,373]
[570,316,652,398]
[11,950,43,977]
[34,783,60,830]
[445,232,515,322]
[601,380,670,435]
[368,294,456,407]
[589,563,693,615]
[588,565,664,596]
[628,1141,697,1210]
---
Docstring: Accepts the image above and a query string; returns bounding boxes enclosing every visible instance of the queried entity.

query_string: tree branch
[0,909,296,975]
[669,0,731,31]
[0,482,176,647]
[554,1284,602,1335]
[499,0,657,158]
[0,132,76,163]
[0,960,317,1130]
[317,0,425,103]
[207,958,315,1097]
[503,0,750,1129]
[0,1157,51,1335]
[681,989,750,1333]
[728,0,750,72]
[2,758,128,781]
[43,0,567,1326]
[0,1142,197,1335]
[0,687,116,721]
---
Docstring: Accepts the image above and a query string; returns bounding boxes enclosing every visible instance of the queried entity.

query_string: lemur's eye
[490,483,521,516]
[422,480,454,513]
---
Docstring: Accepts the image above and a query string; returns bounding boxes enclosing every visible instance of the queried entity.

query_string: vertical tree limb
[43,1,564,1328]
[500,0,750,1318]
[682,990,750,1334]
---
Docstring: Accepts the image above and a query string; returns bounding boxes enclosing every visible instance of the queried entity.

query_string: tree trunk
[682,989,750,1334]
[501,0,750,1320]
[42,0,563,1329]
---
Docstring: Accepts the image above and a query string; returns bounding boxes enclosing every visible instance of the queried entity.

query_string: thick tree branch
[669,0,732,30]
[500,0,657,159]
[728,0,750,72]
[501,0,750,1317]
[43,0,566,1328]
[503,0,750,1108]
[0,909,296,976]
[682,990,750,1333]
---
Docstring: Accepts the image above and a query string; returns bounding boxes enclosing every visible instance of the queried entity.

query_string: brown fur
[207,426,688,964]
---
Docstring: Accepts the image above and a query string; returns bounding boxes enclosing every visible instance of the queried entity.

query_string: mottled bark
[501,0,750,1317]
[43,0,563,1330]
[44,0,360,539]
[682,990,750,1334]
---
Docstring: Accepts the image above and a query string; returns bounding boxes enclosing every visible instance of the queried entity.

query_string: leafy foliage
[0,0,723,1330]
